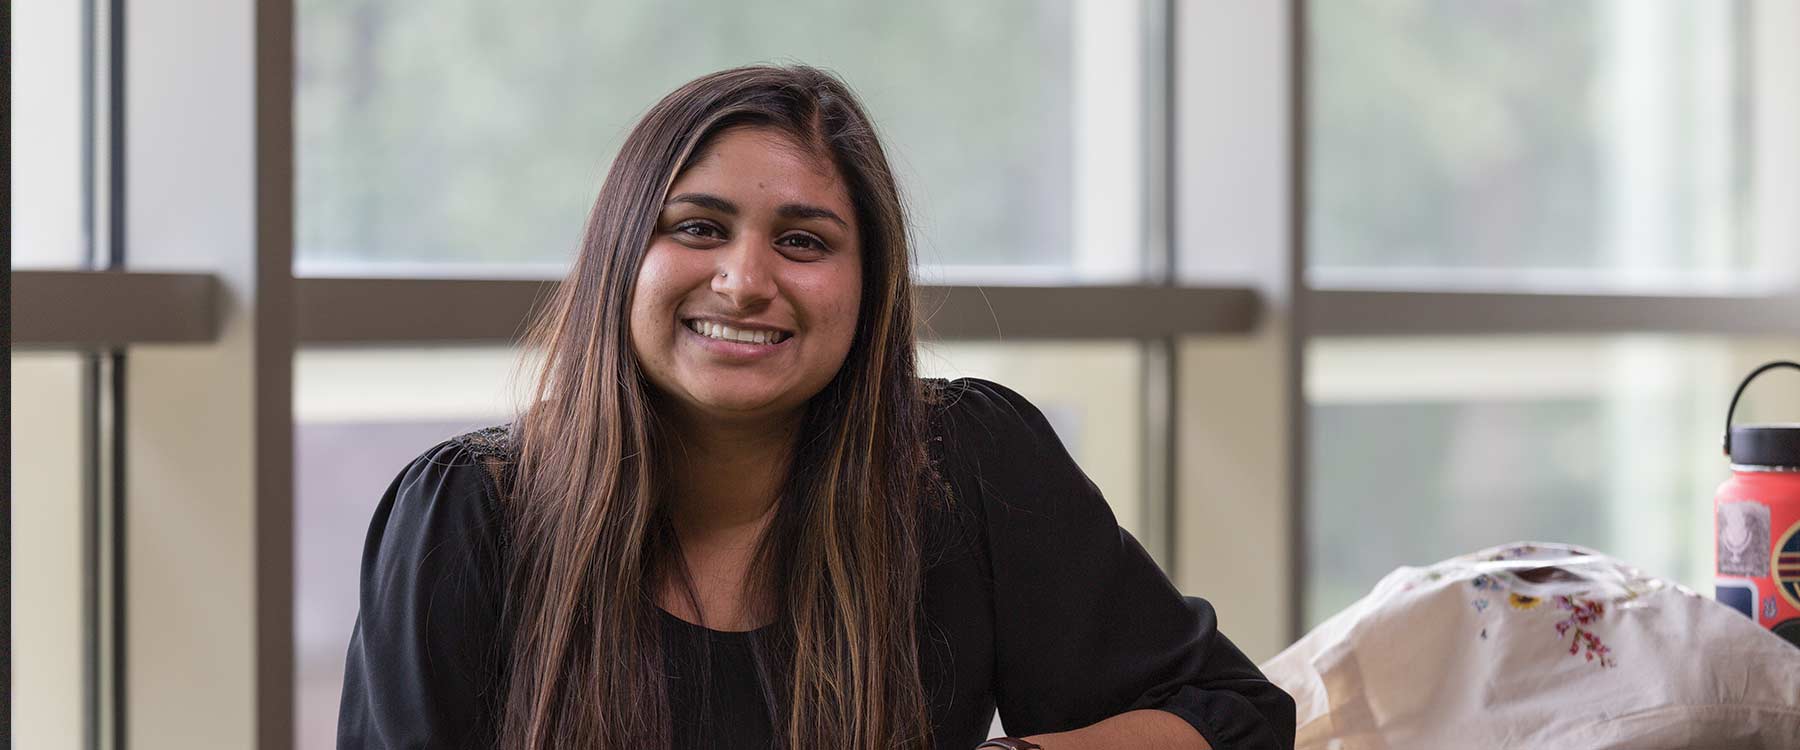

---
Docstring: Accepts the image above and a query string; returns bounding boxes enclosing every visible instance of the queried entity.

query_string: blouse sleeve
[337,439,508,750]
[939,378,1296,749]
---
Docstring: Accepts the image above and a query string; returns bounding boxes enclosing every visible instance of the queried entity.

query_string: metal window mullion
[80,0,105,744]
[81,0,97,271]
[1287,0,1313,643]
[103,350,128,750]
[106,0,125,271]
[1143,0,1180,575]
[255,3,300,747]
[105,0,129,742]
[81,352,102,750]
[1141,338,1179,571]
[94,0,130,747]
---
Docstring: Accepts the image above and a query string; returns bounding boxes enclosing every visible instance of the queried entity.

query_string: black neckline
[657,607,774,642]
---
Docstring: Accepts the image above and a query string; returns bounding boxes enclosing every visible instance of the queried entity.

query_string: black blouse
[336,377,1295,749]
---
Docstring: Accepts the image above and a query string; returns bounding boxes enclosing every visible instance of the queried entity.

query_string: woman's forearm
[1022,708,1213,750]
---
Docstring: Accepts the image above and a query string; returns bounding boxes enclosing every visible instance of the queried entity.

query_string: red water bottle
[1715,360,1800,647]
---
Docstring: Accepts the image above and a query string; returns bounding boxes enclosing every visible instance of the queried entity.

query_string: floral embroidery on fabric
[1508,593,1542,611]
[1552,596,1616,668]
[1457,543,1621,669]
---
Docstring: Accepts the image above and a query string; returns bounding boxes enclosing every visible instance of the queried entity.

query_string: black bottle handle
[1724,360,1800,456]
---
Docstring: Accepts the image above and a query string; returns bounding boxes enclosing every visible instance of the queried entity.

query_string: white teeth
[688,320,785,345]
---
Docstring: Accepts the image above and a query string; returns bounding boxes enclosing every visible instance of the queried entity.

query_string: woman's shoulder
[920,376,1058,448]
[443,422,518,500]
[918,376,1103,517]
[451,422,516,459]
[370,428,513,550]
[917,376,1077,510]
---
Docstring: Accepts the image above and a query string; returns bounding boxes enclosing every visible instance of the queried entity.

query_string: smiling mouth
[683,319,794,345]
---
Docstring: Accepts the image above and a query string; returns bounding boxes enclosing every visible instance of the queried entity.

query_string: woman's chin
[683,387,796,421]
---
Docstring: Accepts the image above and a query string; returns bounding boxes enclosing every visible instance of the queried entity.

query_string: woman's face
[629,127,863,425]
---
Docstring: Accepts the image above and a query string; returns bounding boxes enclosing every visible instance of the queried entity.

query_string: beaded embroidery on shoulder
[452,423,516,462]
[450,423,517,501]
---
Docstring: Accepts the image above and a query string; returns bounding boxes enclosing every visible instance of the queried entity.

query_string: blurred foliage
[1310,0,1749,272]
[297,0,1074,269]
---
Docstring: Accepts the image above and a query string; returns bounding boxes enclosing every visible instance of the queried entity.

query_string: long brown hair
[493,65,940,749]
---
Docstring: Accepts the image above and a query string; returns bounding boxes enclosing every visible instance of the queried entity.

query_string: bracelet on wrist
[976,739,1043,750]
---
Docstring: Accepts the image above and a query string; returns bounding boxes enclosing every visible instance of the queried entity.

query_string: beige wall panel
[11,354,89,750]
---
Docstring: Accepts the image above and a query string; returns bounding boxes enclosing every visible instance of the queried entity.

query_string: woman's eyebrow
[667,192,737,214]
[777,204,848,229]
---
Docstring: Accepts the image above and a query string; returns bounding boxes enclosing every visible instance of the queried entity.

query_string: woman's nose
[711,238,777,309]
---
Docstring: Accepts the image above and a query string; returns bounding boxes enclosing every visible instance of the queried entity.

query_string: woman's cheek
[800,277,858,349]
[632,252,682,323]
[626,269,672,360]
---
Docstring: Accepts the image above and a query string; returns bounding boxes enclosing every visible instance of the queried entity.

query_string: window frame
[13,0,1800,747]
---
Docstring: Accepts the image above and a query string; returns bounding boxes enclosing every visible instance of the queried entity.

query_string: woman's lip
[681,320,792,360]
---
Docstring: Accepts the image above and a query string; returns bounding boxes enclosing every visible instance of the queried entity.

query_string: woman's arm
[938,377,1294,749]
[1026,708,1214,749]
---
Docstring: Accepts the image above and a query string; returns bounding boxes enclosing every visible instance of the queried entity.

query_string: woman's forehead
[671,128,852,210]
[684,127,837,180]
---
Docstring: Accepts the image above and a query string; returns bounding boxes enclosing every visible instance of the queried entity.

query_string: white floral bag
[1261,543,1800,749]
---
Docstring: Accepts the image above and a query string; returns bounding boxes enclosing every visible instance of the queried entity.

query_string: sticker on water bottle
[1778,521,1800,611]
[1718,501,1770,577]
[1716,579,1757,619]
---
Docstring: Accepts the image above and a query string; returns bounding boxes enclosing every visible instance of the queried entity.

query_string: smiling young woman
[335,65,1295,750]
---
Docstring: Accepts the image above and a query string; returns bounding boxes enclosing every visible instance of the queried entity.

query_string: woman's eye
[778,233,828,253]
[675,221,723,240]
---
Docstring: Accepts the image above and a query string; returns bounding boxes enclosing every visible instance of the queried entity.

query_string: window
[32,2,1793,746]
[296,0,1153,282]
[1303,0,1800,629]
[1305,335,1800,626]
[1310,0,1782,289]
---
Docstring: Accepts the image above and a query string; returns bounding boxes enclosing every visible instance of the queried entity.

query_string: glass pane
[12,0,89,269]
[12,352,91,749]
[1309,1,1769,289]
[1304,335,1800,628]
[296,0,1147,282]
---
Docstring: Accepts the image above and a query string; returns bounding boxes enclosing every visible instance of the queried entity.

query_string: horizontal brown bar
[294,277,1263,343]
[916,284,1262,339]
[13,270,220,346]
[27,271,1799,345]
[295,276,558,344]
